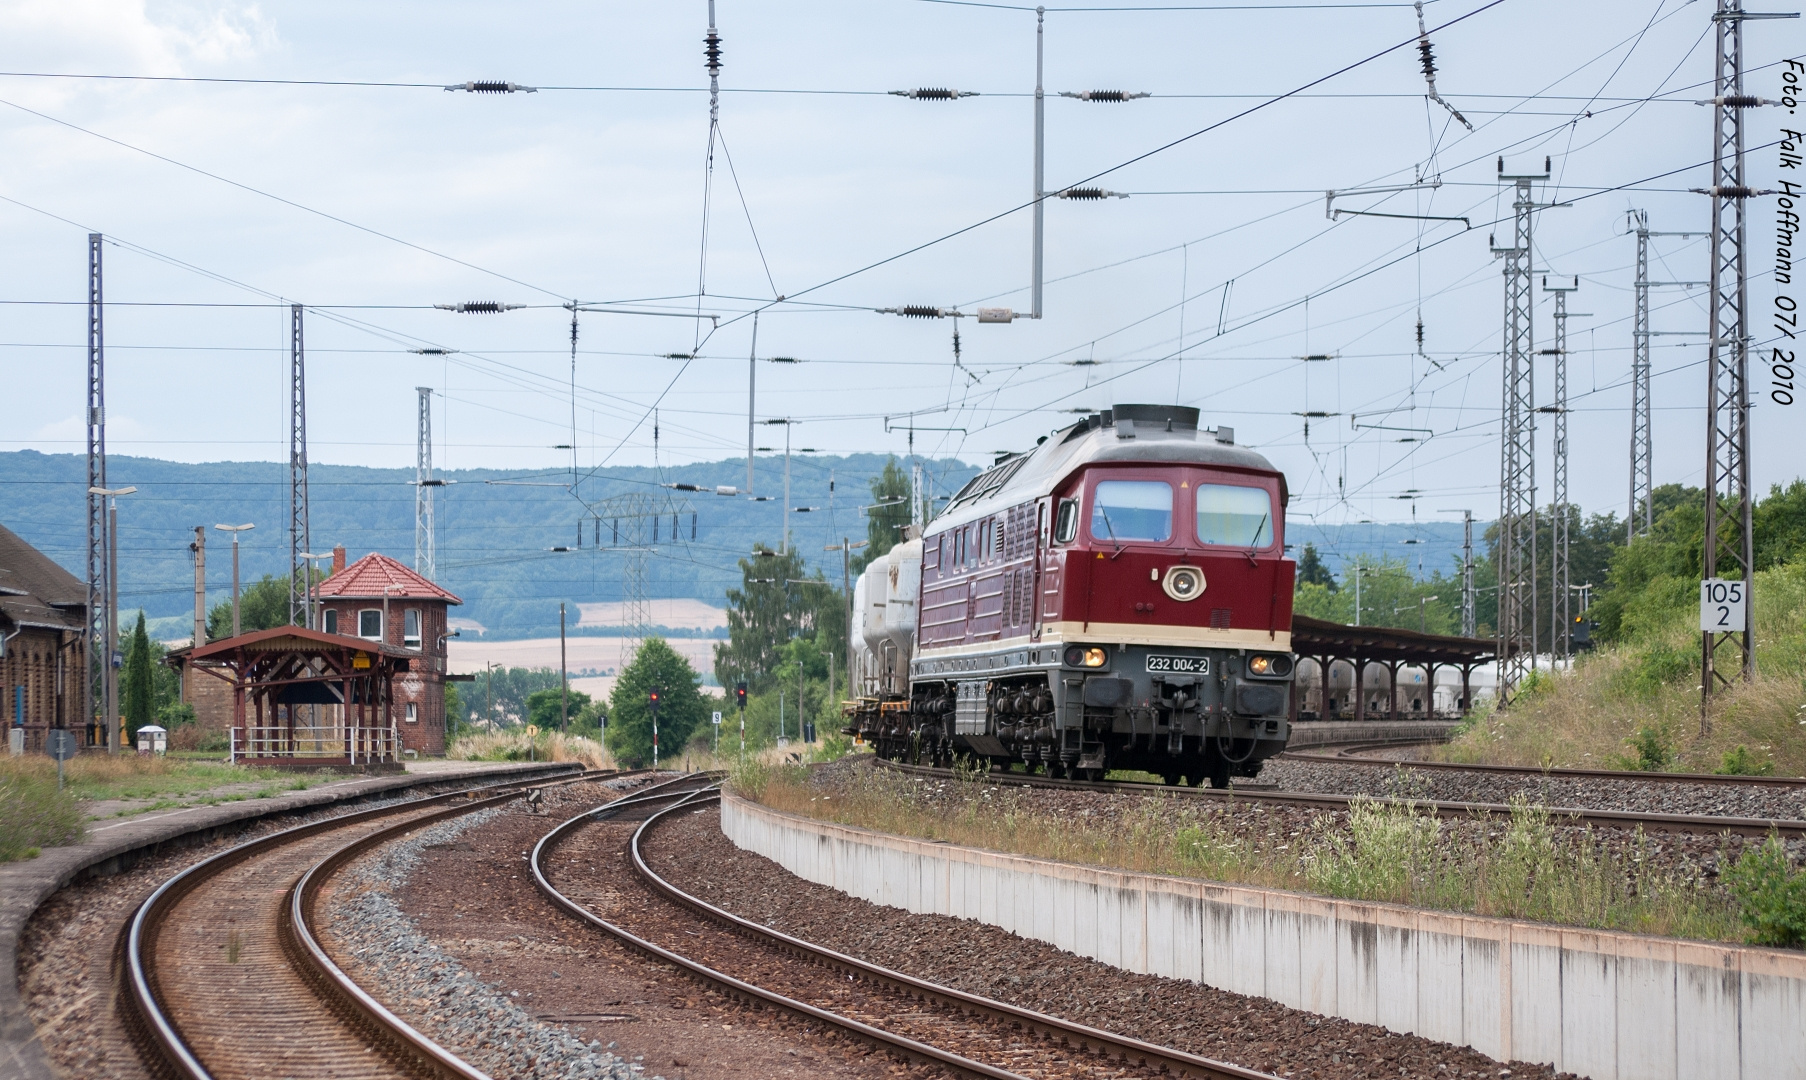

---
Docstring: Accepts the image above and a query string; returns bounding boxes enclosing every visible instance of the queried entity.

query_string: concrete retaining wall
[721,793,1806,1080]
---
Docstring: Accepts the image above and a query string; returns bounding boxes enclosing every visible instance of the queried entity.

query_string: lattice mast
[594,491,694,667]
[416,387,436,581]
[1544,277,1578,665]
[1629,213,1654,539]
[1491,158,1548,702]
[84,233,107,735]
[1697,0,1790,723]
[288,305,312,626]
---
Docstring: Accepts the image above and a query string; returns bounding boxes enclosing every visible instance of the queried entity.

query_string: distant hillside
[0,449,1480,640]
[0,449,978,640]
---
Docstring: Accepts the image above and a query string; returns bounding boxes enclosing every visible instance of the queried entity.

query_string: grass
[736,761,1754,944]
[1438,560,1806,775]
[0,768,84,861]
[0,754,325,805]
[447,730,613,770]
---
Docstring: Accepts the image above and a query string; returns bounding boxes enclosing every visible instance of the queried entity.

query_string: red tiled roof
[314,553,462,604]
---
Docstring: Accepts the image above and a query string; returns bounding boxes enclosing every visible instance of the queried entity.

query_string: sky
[2,0,1801,538]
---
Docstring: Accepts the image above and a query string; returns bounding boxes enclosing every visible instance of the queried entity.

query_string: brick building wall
[315,593,452,756]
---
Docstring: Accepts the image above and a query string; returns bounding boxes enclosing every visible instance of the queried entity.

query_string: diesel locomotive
[845,404,1296,786]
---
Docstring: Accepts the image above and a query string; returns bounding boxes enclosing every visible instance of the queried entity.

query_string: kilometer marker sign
[1700,578,1748,633]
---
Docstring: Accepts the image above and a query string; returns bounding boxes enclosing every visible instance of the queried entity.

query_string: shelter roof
[315,553,461,604]
[187,625,414,662]
[0,520,86,634]
[1291,615,1501,665]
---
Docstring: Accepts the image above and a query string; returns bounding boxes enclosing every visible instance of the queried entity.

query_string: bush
[0,768,84,861]
[1616,725,1675,772]
[1723,834,1806,947]
[1717,745,1776,776]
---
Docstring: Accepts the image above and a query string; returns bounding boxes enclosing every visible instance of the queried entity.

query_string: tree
[853,457,912,573]
[713,548,842,692]
[122,611,155,741]
[1295,543,1337,591]
[526,686,591,732]
[607,637,706,767]
[206,574,291,641]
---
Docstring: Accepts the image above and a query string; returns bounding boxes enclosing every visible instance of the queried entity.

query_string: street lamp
[88,485,136,753]
[213,524,255,637]
[1419,596,1440,633]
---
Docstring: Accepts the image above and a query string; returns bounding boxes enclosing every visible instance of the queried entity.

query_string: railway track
[876,758,1806,838]
[1284,739,1806,788]
[533,782,1281,1080]
[119,766,616,1080]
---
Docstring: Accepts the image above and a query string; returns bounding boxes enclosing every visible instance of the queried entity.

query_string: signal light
[648,690,661,709]
[735,683,748,709]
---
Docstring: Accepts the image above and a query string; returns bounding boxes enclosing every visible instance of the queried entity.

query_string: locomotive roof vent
[1111,404,1200,431]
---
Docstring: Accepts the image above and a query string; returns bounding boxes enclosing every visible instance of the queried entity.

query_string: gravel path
[1263,758,1806,820]
[324,804,642,1080]
[647,804,1577,1080]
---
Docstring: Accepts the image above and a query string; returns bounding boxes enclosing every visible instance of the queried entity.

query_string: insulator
[1058,187,1108,200]
[664,352,694,360]
[704,32,723,75]
[439,301,512,314]
[893,87,967,100]
[1415,319,1425,349]
[691,512,698,540]
[447,80,536,93]
[1417,39,1437,80]
[898,305,945,319]
[1717,95,1762,107]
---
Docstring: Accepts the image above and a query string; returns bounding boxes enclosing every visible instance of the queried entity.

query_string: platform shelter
[1290,615,1502,723]
[185,626,415,768]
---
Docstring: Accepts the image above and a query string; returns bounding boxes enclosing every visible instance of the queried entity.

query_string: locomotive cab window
[1195,484,1275,548]
[1053,499,1079,544]
[1090,480,1173,543]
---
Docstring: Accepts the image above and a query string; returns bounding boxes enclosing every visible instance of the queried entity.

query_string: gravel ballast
[325,804,643,1080]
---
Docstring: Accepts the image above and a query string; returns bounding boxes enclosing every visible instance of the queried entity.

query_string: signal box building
[313,546,461,756]
[0,522,90,752]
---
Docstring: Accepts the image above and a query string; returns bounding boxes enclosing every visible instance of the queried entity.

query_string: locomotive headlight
[1162,565,1206,602]
[1247,653,1293,677]
[1064,645,1108,667]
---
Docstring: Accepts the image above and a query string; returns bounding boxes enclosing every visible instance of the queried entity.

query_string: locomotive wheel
[1162,772,1182,787]
[1206,761,1232,789]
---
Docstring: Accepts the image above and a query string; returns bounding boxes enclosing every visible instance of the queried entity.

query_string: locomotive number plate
[1146,654,1208,674]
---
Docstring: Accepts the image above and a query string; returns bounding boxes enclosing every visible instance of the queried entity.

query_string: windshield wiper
[1096,507,1126,559]
[1243,512,1269,566]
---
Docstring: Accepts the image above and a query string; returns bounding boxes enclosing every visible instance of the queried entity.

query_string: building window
[323,609,339,635]
[403,609,421,649]
[358,609,383,640]
[405,702,418,724]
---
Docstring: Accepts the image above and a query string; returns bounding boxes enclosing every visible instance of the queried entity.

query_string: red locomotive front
[849,404,1296,786]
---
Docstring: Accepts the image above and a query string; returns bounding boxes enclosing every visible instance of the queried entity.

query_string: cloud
[2,0,275,76]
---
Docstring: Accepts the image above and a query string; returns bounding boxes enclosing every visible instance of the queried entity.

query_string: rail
[119,765,592,1080]
[532,783,1283,1080]
[1283,741,1806,788]
[874,758,1806,838]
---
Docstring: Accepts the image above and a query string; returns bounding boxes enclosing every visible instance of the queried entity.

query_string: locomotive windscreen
[1194,484,1274,547]
[1090,480,1173,542]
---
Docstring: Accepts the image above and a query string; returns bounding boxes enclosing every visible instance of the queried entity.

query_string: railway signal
[735,681,748,761]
